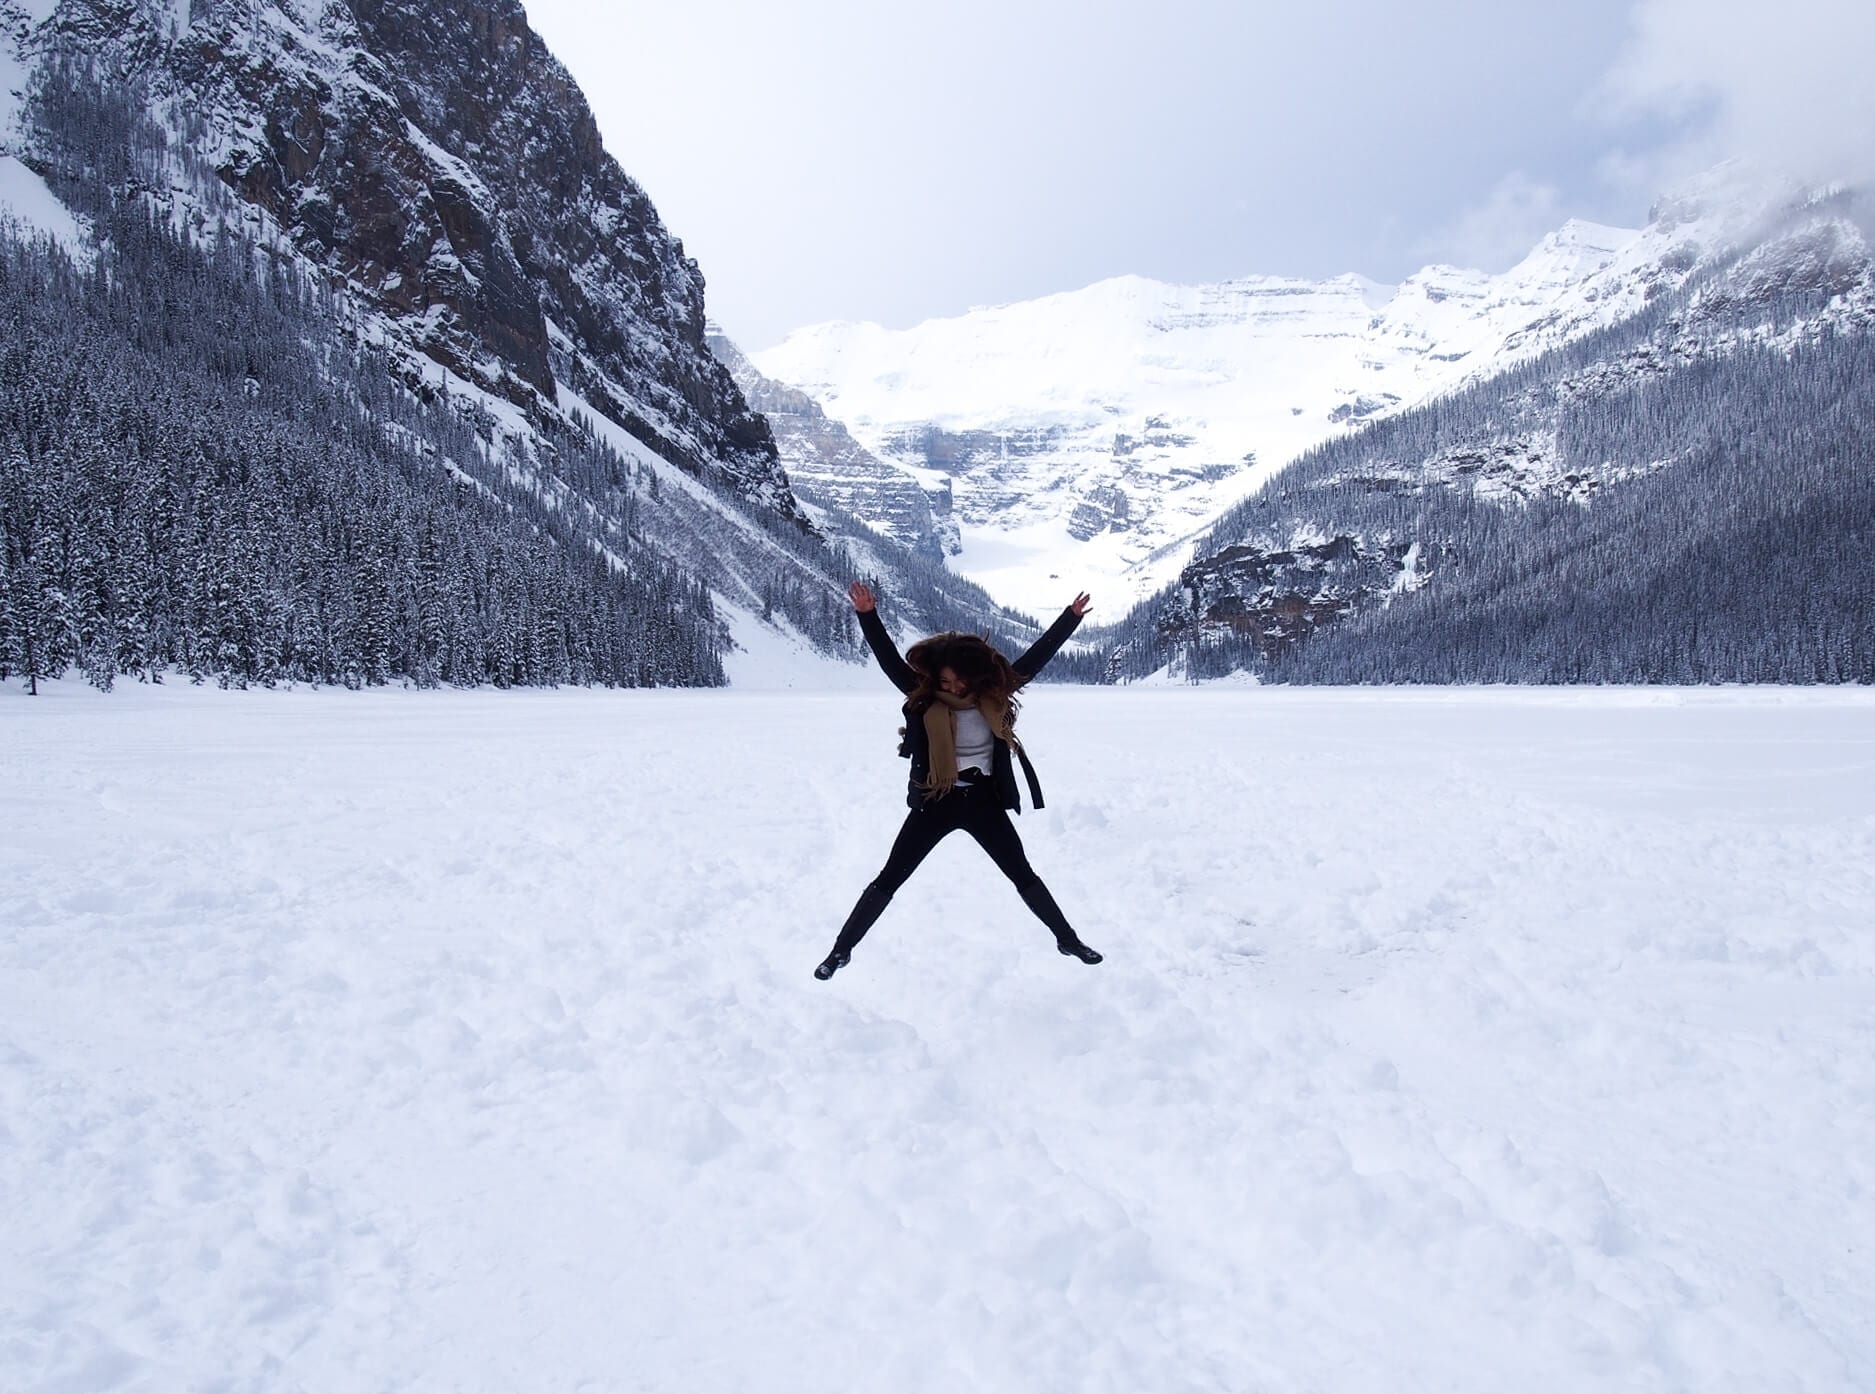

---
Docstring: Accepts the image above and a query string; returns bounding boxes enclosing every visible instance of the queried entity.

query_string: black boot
[1018,881,1103,965]
[815,882,893,981]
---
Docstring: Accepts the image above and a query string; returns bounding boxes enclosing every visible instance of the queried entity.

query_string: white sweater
[954,705,995,776]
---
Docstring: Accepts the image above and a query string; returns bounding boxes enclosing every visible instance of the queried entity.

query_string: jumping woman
[813,581,1104,980]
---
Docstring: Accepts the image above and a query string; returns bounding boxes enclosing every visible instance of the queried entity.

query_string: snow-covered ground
[4,680,1873,1393]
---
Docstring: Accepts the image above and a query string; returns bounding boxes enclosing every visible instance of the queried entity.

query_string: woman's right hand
[848,581,876,613]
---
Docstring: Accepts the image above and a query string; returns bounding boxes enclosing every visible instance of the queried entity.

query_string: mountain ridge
[1087,189,1875,685]
[751,171,1812,618]
[3,0,797,516]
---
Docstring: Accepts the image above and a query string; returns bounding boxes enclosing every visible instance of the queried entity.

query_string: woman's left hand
[1070,592,1093,616]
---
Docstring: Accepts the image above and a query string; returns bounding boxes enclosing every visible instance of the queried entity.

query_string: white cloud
[1422,173,1566,272]
[1601,0,1875,191]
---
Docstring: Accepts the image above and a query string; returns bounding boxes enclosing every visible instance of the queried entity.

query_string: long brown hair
[903,632,1024,722]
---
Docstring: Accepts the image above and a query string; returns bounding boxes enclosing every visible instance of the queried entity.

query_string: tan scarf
[920,691,1016,798]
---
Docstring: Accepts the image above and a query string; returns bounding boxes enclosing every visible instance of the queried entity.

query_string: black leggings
[875,785,1039,893]
[831,785,1078,955]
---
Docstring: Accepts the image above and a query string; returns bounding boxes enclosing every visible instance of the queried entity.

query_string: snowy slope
[5,680,1873,1392]
[0,151,81,246]
[754,179,1801,615]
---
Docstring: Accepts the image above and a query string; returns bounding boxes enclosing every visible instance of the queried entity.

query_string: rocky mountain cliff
[4,0,794,516]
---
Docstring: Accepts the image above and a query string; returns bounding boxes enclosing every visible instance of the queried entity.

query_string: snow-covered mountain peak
[1505,218,1638,283]
[1541,215,1634,249]
[1648,159,1774,226]
[755,227,1650,615]
[753,173,1859,617]
[1639,159,1857,252]
[1334,271,1399,313]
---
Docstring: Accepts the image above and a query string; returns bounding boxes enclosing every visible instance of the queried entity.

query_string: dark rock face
[1327,393,1401,424]
[880,424,1065,474]
[1161,535,1425,658]
[1068,485,1131,541]
[31,0,797,519]
[878,421,1095,533]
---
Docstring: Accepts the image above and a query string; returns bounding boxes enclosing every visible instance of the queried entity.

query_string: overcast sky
[522,0,1875,351]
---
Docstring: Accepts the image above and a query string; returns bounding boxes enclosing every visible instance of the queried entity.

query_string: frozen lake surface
[4,680,1874,1392]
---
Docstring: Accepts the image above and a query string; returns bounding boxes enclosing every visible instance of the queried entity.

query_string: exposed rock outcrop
[10,0,798,518]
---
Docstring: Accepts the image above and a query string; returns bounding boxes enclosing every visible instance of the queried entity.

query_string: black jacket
[859,606,1084,812]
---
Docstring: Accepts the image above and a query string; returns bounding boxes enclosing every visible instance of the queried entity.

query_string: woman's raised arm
[850,582,918,694]
[1013,592,1091,681]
